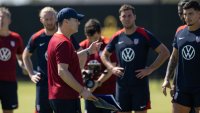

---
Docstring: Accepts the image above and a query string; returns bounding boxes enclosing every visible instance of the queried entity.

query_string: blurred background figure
[0,7,25,113]
[102,15,119,38]
[22,6,57,113]
[80,18,117,113]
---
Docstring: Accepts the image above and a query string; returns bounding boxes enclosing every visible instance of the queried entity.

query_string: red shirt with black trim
[0,31,24,81]
[80,36,117,94]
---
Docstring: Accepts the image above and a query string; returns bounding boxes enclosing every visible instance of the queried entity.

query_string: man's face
[88,32,101,43]
[66,18,80,34]
[119,9,136,29]
[40,12,57,31]
[0,12,10,30]
[183,8,200,26]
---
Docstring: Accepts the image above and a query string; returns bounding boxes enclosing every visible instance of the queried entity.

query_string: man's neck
[57,27,71,38]
[124,25,137,35]
[44,28,57,36]
[0,28,10,37]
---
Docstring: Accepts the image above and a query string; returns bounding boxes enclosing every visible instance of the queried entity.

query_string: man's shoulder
[111,29,125,39]
[31,29,45,40]
[101,36,110,44]
[9,31,22,39]
[79,39,89,48]
[176,25,187,34]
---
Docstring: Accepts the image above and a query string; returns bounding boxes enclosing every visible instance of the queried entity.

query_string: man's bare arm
[101,49,124,77]
[58,63,97,101]
[162,47,178,96]
[135,43,170,79]
[164,48,178,81]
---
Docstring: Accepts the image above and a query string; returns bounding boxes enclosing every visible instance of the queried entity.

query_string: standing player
[80,19,117,113]
[101,4,170,113]
[162,1,200,113]
[0,7,25,113]
[22,7,57,113]
[162,0,189,98]
[47,7,99,113]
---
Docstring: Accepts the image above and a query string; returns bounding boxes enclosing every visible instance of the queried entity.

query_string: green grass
[12,80,171,113]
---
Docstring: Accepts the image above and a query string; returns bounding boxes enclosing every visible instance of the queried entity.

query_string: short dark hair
[119,4,135,15]
[183,0,200,11]
[84,19,101,37]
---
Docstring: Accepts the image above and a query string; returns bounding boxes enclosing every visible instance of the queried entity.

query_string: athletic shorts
[172,89,200,107]
[49,99,81,113]
[0,81,18,110]
[36,85,53,113]
[85,99,116,113]
[116,85,151,112]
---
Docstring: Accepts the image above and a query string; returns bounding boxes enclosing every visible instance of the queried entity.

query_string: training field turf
[5,80,171,113]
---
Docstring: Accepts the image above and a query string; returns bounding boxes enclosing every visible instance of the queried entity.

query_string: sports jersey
[26,29,80,86]
[26,29,51,85]
[173,26,200,91]
[106,27,160,87]
[47,33,83,99]
[79,36,116,94]
[0,32,24,81]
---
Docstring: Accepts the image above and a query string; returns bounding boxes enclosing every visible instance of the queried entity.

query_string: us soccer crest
[134,39,139,45]
[196,36,200,43]
[10,41,15,47]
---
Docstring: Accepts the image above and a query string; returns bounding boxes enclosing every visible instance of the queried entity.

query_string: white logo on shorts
[0,47,11,61]
[174,92,179,100]
[36,105,40,111]
[11,104,17,108]
[140,105,146,109]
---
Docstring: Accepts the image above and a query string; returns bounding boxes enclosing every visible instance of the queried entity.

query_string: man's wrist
[164,78,170,82]
[108,66,114,71]
[96,81,102,87]
[86,48,92,56]
[79,87,85,95]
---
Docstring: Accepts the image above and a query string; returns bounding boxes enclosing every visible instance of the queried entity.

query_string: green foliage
[12,80,171,113]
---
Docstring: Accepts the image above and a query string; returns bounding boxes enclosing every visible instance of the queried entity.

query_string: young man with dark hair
[163,1,200,113]
[101,4,170,113]
[80,19,117,113]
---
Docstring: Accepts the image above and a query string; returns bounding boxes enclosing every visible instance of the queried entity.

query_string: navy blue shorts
[36,85,53,113]
[0,81,18,110]
[85,99,116,113]
[116,85,151,112]
[172,88,200,107]
[49,99,81,113]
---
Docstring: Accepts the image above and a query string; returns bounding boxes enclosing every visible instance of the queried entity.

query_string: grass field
[11,80,171,113]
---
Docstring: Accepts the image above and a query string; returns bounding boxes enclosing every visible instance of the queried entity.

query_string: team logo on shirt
[10,41,15,47]
[182,45,195,60]
[45,51,48,61]
[134,39,139,45]
[196,36,200,43]
[122,48,135,62]
[0,47,11,61]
